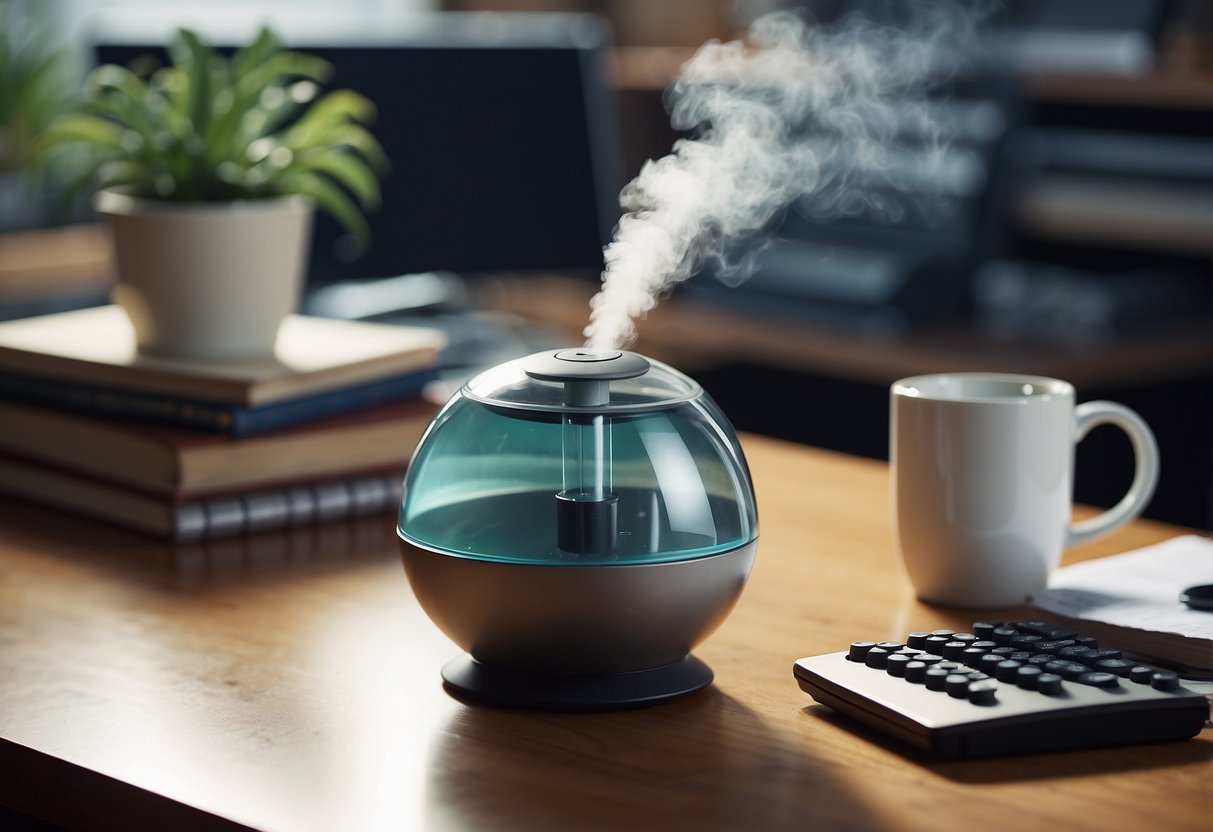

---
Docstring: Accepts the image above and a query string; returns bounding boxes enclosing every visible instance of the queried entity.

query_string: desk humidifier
[397,348,758,708]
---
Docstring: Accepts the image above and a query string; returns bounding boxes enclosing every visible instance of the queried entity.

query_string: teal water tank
[397,349,758,709]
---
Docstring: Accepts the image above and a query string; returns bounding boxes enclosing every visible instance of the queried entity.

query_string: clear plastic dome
[397,351,757,565]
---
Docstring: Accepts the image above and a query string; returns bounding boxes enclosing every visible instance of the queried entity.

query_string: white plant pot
[93,188,314,362]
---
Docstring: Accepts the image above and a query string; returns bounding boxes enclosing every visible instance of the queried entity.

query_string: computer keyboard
[793,619,1210,758]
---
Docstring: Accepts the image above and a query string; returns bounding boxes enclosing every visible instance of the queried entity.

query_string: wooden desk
[1,436,1209,831]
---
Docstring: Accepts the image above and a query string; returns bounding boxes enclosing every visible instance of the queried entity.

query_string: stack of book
[0,304,446,542]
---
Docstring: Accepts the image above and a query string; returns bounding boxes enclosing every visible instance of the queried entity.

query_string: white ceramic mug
[890,373,1159,608]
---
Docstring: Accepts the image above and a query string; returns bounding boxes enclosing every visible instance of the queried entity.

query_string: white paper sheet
[1029,535,1213,640]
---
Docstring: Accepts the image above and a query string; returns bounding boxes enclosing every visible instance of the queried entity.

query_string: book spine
[0,368,436,437]
[228,369,435,437]
[0,371,238,430]
[174,472,405,542]
[0,448,409,542]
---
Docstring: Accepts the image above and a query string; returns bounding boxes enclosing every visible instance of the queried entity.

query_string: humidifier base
[440,653,714,710]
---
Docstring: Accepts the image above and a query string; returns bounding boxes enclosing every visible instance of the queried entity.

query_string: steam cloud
[584,3,987,349]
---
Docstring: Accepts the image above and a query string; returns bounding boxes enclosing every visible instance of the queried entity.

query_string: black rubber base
[440,654,714,710]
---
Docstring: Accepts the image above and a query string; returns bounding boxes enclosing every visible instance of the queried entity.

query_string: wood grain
[1,435,1209,831]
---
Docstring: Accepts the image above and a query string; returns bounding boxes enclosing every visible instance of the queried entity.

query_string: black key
[945,674,972,698]
[1036,673,1064,695]
[848,641,877,661]
[924,635,951,655]
[1009,634,1042,649]
[942,641,967,660]
[1095,659,1135,678]
[990,647,1017,657]
[1035,639,1076,655]
[1151,671,1181,692]
[966,671,990,681]
[1072,635,1098,649]
[925,667,949,690]
[1130,665,1156,684]
[905,661,928,683]
[991,627,1017,646]
[1076,648,1122,666]
[971,640,998,652]
[906,631,930,650]
[865,648,891,669]
[936,662,962,672]
[979,654,1004,674]
[1044,660,1088,680]
[1077,671,1119,689]
[996,660,1022,683]
[886,654,913,677]
[1006,651,1032,663]
[930,629,956,638]
[951,633,978,644]
[876,641,904,653]
[1057,645,1092,660]
[969,679,998,705]
[972,620,1002,639]
[1014,621,1077,640]
[961,647,989,667]
[1027,653,1055,666]
[1016,665,1043,689]
[916,654,942,666]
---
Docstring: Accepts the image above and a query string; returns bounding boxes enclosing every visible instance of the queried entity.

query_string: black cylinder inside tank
[557,493,618,554]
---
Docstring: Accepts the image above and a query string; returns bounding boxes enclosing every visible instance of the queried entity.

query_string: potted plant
[36,26,387,361]
[0,2,75,231]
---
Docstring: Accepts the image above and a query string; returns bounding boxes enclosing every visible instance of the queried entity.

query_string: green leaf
[332,124,390,173]
[277,170,369,251]
[156,65,192,125]
[208,51,330,169]
[284,121,389,174]
[236,92,303,144]
[36,113,130,154]
[294,147,381,209]
[230,26,280,81]
[84,64,161,139]
[236,52,332,102]
[95,159,152,189]
[281,89,377,151]
[170,29,213,138]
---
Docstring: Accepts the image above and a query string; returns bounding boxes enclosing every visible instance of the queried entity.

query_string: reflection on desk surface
[0,498,401,592]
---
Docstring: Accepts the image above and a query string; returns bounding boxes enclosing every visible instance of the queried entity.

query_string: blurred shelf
[1016,176,1213,255]
[609,46,697,91]
[1021,69,1213,109]
[609,46,1213,108]
[7,226,1208,391]
[0,224,113,304]
[480,274,1213,389]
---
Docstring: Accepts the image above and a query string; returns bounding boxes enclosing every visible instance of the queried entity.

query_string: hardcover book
[0,396,437,497]
[0,304,446,406]
[0,364,437,436]
[0,454,406,542]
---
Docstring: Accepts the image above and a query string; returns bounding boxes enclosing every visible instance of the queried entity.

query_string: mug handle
[1066,401,1160,547]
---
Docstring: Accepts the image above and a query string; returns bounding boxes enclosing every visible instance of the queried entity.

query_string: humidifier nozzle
[520,349,651,555]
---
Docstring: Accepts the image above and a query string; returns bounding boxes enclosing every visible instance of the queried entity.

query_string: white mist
[584,4,985,350]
